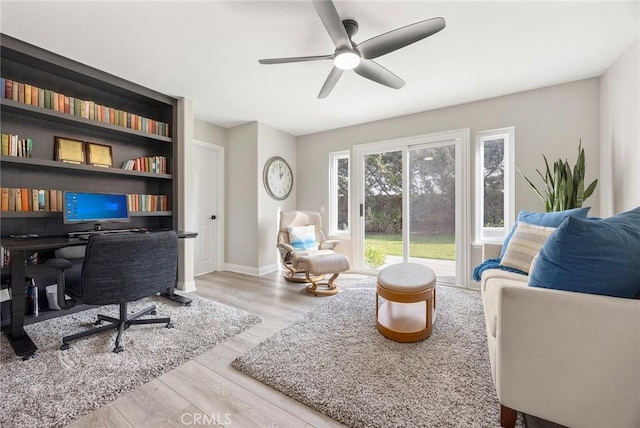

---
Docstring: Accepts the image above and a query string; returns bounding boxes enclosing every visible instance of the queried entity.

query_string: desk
[1,231,196,359]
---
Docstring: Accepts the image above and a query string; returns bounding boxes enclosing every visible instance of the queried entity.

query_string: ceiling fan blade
[318,66,344,98]
[312,0,352,50]
[357,17,445,59]
[354,59,405,89]
[259,54,334,65]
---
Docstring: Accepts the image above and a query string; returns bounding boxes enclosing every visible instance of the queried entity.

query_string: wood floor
[65,270,370,428]
[65,270,559,428]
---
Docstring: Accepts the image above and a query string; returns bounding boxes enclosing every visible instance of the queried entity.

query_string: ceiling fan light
[334,51,360,70]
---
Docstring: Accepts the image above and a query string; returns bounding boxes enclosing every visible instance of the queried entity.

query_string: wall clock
[263,156,293,200]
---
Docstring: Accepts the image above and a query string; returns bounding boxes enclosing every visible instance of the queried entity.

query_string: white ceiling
[1,1,638,136]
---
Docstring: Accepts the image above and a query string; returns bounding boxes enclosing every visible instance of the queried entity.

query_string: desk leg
[4,250,37,359]
[161,286,193,306]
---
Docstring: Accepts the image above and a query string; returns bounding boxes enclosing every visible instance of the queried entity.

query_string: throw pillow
[529,206,640,298]
[500,222,556,273]
[500,207,591,257]
[288,225,318,250]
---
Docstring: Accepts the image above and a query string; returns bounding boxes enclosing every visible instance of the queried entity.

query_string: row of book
[121,156,169,174]
[1,188,63,212]
[1,77,170,138]
[1,133,33,157]
[0,188,171,213]
[127,194,170,212]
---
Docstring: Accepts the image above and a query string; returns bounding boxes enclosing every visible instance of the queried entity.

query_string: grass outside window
[365,233,455,261]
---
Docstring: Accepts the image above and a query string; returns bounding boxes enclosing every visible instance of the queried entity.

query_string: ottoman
[376,263,437,342]
[295,253,351,296]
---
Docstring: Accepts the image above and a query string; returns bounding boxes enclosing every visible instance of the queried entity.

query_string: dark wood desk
[1,231,197,359]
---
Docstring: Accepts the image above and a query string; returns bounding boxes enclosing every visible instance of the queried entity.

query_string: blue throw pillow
[528,206,640,298]
[500,207,591,257]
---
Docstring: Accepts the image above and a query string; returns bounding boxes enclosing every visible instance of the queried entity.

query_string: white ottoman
[376,263,437,342]
[295,253,351,296]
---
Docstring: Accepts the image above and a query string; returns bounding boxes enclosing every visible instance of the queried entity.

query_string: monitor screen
[63,191,129,224]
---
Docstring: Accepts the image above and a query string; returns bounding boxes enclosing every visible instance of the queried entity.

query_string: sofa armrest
[320,239,341,250]
[496,285,640,427]
[482,242,502,260]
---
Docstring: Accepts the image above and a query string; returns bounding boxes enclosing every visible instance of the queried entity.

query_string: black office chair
[54,231,178,353]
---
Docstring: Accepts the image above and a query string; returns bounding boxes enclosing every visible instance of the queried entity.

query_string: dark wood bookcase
[0,34,179,237]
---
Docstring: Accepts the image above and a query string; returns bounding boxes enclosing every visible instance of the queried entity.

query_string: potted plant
[518,141,598,212]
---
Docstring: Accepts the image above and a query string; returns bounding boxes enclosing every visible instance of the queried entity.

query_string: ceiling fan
[258,0,446,98]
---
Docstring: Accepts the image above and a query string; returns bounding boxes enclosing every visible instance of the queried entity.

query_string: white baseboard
[223,263,279,277]
[176,280,196,292]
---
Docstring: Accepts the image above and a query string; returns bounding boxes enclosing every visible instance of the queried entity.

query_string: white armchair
[480,243,640,428]
[276,210,341,282]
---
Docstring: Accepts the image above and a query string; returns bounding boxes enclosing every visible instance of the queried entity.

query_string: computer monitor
[63,191,129,225]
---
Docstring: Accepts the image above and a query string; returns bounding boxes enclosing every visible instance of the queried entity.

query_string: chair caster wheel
[94,320,103,325]
[60,343,70,351]
[150,310,157,315]
[113,346,124,353]
[184,302,191,307]
[166,322,174,329]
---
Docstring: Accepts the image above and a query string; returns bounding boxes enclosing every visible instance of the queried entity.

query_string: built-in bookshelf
[0,34,179,237]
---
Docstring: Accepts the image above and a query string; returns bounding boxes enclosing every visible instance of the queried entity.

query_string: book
[44,89,51,109]
[1,188,8,211]
[21,188,29,211]
[38,190,45,211]
[31,189,39,211]
[17,82,24,103]
[8,188,16,211]
[44,190,50,211]
[1,134,8,156]
[5,79,13,100]
[15,188,22,212]
[49,190,57,212]
[0,78,4,98]
[57,190,63,212]
[24,84,32,105]
[38,88,45,107]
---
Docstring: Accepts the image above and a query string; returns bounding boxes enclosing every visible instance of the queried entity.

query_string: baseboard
[176,280,196,292]
[222,263,279,277]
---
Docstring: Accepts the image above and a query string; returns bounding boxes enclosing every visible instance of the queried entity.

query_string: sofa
[480,242,640,428]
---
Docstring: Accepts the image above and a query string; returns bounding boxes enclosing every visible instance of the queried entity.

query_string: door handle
[210,215,217,220]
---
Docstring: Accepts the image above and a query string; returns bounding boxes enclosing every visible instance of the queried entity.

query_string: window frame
[328,150,350,236]
[474,127,515,243]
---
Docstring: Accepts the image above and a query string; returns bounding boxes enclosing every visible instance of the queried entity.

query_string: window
[329,151,350,235]
[475,127,514,242]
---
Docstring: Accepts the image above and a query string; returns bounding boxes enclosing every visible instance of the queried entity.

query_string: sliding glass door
[353,130,469,287]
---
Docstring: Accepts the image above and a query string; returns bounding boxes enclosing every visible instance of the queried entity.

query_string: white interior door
[193,141,224,276]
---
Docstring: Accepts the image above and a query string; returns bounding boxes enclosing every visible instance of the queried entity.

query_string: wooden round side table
[375,263,437,343]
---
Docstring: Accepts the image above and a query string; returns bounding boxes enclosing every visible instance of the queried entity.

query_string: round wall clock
[263,156,293,200]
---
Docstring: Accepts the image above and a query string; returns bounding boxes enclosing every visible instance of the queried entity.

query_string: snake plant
[517,141,598,212]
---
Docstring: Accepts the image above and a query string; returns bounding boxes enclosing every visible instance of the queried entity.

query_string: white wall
[257,123,297,272]
[297,78,601,273]
[226,122,259,269]
[195,119,227,148]
[600,38,640,215]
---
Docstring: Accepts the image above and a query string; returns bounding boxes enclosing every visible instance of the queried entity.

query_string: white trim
[474,127,515,243]
[352,128,471,288]
[193,139,225,273]
[221,263,279,276]
[176,280,196,292]
[328,150,351,236]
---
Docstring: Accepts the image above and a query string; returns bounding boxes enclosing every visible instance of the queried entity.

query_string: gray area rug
[1,294,261,428]
[233,286,524,428]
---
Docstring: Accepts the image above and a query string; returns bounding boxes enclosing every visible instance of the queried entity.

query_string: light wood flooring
[66,270,560,428]
[66,271,368,428]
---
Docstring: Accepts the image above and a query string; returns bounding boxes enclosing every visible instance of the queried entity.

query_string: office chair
[52,231,178,353]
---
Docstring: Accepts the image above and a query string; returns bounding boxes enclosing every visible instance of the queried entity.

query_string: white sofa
[480,243,640,428]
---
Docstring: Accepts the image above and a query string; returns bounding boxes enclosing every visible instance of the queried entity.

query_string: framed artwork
[54,137,85,164]
[85,142,113,167]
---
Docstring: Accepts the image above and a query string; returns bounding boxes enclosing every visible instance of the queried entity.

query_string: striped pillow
[500,221,556,273]
[288,225,318,250]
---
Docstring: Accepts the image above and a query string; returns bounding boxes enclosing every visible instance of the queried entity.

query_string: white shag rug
[232,286,524,428]
[1,294,261,428]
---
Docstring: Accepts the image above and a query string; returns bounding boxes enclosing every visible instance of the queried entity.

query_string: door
[193,141,223,276]
[353,130,470,287]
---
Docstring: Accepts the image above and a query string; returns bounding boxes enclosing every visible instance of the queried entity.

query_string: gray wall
[297,78,601,273]
[195,118,227,148]
[600,38,640,215]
